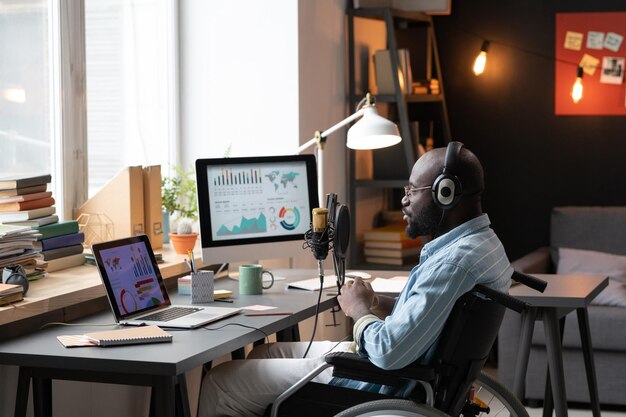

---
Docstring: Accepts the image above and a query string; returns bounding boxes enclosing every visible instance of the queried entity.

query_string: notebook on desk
[287,271,372,291]
[92,235,241,329]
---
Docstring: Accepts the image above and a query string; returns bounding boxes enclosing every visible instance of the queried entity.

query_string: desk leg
[175,374,191,417]
[577,308,601,417]
[32,376,52,417]
[153,376,176,417]
[14,367,31,417]
[277,324,300,342]
[543,317,565,417]
[513,308,536,400]
[231,347,246,360]
[544,308,568,417]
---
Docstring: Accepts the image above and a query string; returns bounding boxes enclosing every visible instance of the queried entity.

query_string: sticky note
[579,53,600,76]
[587,31,604,50]
[604,32,624,52]
[564,31,584,50]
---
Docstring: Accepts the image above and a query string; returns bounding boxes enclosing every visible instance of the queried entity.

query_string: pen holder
[191,270,214,304]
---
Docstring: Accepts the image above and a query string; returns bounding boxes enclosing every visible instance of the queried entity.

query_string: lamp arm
[297,108,365,206]
[319,108,364,142]
[296,108,365,154]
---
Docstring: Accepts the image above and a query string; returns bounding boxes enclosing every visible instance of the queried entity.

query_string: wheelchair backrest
[430,289,506,415]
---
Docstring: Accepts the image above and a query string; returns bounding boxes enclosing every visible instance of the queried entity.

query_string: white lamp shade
[346,106,402,150]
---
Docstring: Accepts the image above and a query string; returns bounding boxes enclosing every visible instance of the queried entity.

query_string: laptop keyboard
[140,306,202,322]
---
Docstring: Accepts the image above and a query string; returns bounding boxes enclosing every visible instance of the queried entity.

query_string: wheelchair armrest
[325,352,436,387]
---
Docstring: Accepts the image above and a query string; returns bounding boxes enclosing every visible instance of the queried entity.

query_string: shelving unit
[347,5,452,269]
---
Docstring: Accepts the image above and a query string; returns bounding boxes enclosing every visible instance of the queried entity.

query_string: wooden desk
[0,245,206,339]
[510,274,608,417]
[0,269,349,417]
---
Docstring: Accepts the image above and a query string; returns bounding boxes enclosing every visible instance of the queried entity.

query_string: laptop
[92,235,241,329]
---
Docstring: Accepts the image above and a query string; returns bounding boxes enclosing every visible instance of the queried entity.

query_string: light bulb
[473,41,490,76]
[571,66,583,104]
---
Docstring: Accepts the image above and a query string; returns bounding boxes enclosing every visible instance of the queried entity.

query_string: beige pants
[198,341,353,417]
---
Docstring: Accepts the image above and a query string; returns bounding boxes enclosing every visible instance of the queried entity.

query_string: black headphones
[2,264,29,295]
[432,141,464,210]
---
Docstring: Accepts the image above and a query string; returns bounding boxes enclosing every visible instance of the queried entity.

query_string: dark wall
[433,1,626,261]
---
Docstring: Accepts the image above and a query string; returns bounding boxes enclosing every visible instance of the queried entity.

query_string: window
[0,0,52,179]
[85,0,177,197]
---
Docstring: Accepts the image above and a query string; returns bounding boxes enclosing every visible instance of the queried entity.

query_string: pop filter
[333,205,350,260]
[332,204,350,289]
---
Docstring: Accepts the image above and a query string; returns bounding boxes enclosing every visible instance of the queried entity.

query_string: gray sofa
[498,206,626,406]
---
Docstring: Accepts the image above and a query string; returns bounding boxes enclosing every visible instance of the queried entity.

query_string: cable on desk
[202,322,270,345]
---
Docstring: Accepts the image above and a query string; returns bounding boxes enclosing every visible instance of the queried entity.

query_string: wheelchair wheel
[334,399,451,417]
[467,372,529,417]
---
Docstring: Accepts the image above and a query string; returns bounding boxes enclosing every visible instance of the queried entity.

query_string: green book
[36,220,79,240]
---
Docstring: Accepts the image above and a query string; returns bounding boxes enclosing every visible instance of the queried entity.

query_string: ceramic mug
[238,264,274,295]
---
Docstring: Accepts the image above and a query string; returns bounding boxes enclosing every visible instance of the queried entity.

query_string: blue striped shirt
[331,213,512,394]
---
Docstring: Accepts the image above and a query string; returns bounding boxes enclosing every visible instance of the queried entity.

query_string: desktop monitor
[195,154,318,265]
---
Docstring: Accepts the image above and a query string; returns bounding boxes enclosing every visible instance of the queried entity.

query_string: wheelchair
[268,271,546,417]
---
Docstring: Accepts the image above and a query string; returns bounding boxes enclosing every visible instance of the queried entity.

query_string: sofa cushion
[550,206,626,265]
[557,247,626,306]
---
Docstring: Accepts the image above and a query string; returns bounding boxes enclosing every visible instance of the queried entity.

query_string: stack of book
[0,224,44,280]
[0,283,24,306]
[0,174,86,272]
[412,79,440,95]
[0,174,56,226]
[363,224,424,266]
[34,220,85,272]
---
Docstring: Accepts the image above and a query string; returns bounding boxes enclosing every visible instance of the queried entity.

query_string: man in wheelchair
[198,142,513,417]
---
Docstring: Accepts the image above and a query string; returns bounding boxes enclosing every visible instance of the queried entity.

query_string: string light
[473,40,490,76]
[571,66,583,103]
[459,27,594,102]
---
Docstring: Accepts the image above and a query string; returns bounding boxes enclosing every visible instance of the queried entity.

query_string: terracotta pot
[169,232,198,255]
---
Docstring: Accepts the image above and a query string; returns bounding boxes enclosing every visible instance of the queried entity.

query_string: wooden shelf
[0,244,206,336]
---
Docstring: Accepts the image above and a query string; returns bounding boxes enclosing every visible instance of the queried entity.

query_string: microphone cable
[302,272,325,359]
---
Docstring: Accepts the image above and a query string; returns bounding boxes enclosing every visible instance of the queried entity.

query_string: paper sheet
[242,305,278,311]
[370,277,408,294]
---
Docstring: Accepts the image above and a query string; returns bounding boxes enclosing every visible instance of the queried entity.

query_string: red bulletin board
[555,12,626,116]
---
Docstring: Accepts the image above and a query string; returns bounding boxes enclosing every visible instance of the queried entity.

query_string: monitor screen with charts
[195,155,318,265]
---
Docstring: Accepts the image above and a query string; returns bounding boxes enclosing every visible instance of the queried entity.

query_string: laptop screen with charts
[92,235,241,329]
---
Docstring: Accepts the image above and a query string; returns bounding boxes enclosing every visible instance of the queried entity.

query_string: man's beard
[406,203,441,239]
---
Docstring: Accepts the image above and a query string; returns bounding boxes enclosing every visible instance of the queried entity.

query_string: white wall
[297,0,347,204]
[179,0,299,165]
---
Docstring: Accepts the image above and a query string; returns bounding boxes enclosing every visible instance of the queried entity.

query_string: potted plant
[161,166,199,254]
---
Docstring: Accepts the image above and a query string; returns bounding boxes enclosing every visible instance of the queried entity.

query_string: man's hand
[337,278,376,321]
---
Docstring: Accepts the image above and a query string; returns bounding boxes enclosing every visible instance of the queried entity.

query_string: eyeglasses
[404,185,432,198]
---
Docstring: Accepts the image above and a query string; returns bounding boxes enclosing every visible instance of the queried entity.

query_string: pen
[214,298,234,303]
[244,312,293,316]
[187,250,196,272]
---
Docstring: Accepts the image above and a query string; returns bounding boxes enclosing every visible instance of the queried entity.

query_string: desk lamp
[297,93,402,204]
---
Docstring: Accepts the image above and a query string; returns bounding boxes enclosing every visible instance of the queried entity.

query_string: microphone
[303,207,333,280]
[310,208,330,261]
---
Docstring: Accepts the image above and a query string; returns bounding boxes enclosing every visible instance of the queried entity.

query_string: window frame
[53,0,180,219]
[52,0,88,221]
